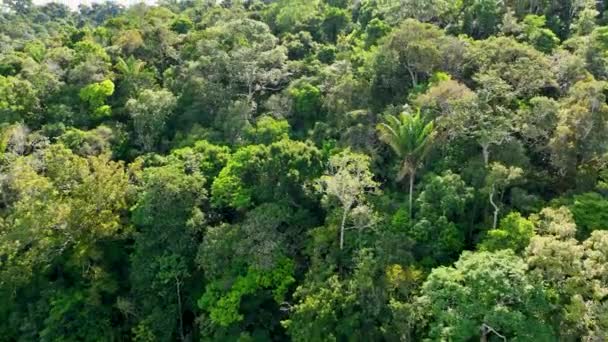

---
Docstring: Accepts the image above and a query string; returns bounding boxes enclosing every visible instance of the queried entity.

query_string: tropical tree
[485,162,524,229]
[126,88,177,152]
[419,250,555,340]
[315,150,380,250]
[377,109,436,217]
[115,56,155,97]
[130,161,206,341]
[79,79,115,119]
[409,171,473,264]
[480,212,535,252]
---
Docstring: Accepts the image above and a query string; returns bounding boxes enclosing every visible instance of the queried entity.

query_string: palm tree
[377,109,436,218]
[115,55,146,96]
[116,55,145,78]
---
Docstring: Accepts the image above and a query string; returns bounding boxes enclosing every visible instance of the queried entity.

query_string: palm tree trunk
[409,171,415,219]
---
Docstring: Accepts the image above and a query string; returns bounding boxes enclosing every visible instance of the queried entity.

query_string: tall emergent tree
[377,109,435,217]
[316,150,380,250]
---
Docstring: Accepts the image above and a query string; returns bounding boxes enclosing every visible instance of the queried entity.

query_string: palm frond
[377,109,436,177]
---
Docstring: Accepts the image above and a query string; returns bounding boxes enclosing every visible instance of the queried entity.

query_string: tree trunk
[489,184,499,229]
[480,323,506,342]
[175,276,185,342]
[480,323,489,342]
[339,208,348,250]
[409,171,415,219]
[481,143,490,166]
[406,66,418,88]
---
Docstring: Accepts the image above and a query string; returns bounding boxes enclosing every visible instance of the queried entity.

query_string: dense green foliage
[2,0,608,340]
